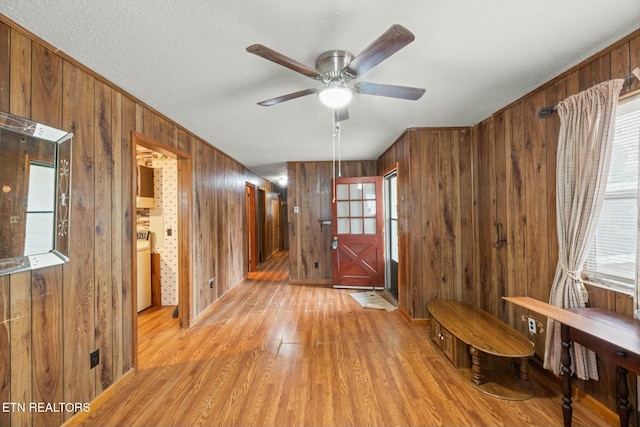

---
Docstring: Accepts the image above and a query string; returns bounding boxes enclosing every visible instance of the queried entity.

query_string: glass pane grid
[585,95,640,288]
[335,180,377,235]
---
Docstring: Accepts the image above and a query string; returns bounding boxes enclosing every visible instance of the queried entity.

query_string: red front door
[331,176,384,288]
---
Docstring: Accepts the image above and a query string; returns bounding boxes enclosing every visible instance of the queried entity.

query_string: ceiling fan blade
[334,107,350,122]
[354,82,425,100]
[247,44,322,80]
[342,24,415,79]
[257,88,318,106]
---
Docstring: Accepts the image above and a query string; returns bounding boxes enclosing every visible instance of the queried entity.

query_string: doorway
[331,176,385,288]
[384,169,399,300]
[132,131,192,369]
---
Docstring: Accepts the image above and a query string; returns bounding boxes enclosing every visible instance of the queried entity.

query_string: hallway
[79,251,610,426]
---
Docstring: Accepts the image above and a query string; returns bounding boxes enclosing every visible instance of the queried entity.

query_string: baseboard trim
[572,387,619,427]
[288,279,333,287]
[61,368,135,427]
[398,307,429,325]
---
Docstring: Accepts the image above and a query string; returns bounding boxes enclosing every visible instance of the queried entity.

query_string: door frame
[131,131,192,369]
[383,166,399,301]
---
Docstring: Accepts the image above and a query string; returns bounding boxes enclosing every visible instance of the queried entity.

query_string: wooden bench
[427,299,535,400]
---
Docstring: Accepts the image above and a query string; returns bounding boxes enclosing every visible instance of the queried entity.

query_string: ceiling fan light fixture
[318,83,353,109]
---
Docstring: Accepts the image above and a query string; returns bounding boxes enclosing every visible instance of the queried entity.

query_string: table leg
[617,365,630,427]
[469,346,484,385]
[561,323,572,427]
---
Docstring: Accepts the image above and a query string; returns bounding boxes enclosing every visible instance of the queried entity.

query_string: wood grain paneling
[62,59,97,411]
[9,271,32,427]
[32,267,63,427]
[119,96,135,376]
[0,275,9,427]
[0,22,9,111]
[9,28,30,117]
[378,128,475,318]
[94,80,114,394]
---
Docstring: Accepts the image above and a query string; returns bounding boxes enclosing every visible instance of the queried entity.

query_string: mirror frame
[0,110,72,276]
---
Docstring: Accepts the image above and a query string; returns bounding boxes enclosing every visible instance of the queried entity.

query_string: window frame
[581,93,640,296]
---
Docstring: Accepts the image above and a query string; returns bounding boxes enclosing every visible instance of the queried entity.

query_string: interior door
[331,176,384,288]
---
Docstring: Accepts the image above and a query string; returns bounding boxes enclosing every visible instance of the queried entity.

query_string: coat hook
[494,222,508,249]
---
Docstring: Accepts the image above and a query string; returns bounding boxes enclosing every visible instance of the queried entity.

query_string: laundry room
[136,146,179,313]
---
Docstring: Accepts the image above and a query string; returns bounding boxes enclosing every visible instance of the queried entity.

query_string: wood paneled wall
[0,17,280,427]
[378,128,475,318]
[472,29,640,414]
[376,29,640,418]
[287,160,377,283]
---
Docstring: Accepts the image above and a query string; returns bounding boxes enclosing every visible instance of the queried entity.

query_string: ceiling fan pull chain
[337,121,342,178]
[332,109,337,203]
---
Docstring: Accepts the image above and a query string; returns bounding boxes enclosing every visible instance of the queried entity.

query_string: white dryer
[136,231,152,312]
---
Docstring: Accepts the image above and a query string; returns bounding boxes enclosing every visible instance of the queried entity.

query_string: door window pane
[337,201,349,217]
[364,218,376,234]
[336,184,349,200]
[350,218,363,234]
[350,201,362,216]
[363,183,376,199]
[337,218,350,234]
[364,200,376,217]
[349,183,363,199]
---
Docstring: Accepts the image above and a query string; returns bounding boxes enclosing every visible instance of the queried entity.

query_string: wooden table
[427,300,534,399]
[504,296,640,427]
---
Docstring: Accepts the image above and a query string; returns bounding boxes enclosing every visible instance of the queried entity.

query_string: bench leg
[469,346,484,385]
[518,356,531,388]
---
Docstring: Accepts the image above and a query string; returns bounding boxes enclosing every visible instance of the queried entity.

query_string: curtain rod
[538,69,640,119]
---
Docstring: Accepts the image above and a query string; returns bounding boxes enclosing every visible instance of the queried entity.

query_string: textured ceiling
[2,1,640,185]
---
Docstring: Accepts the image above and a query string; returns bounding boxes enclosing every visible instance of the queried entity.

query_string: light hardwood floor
[79,251,611,426]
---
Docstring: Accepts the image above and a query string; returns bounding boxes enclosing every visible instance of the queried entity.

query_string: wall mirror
[0,110,72,276]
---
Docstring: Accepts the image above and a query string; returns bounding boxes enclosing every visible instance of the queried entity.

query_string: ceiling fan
[246,24,426,120]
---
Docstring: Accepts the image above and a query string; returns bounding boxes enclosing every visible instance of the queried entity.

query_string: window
[583,94,640,293]
[24,161,56,256]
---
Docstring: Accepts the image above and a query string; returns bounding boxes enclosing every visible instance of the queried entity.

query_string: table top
[503,296,640,357]
[427,300,534,358]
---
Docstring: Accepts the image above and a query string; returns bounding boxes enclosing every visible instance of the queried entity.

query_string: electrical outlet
[527,317,537,334]
[314,262,319,268]
[90,349,100,369]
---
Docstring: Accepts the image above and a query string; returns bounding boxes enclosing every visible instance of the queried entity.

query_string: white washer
[136,231,152,312]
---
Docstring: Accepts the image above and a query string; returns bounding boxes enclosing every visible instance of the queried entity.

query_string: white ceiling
[2,1,640,185]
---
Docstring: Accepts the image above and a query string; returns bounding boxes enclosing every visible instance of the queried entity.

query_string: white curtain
[544,79,625,381]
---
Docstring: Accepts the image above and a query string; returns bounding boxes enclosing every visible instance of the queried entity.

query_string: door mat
[349,291,397,312]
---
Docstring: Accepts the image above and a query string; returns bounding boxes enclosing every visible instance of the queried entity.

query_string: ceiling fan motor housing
[315,50,354,81]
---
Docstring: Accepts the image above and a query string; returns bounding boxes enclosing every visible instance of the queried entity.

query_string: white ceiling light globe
[319,84,353,109]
